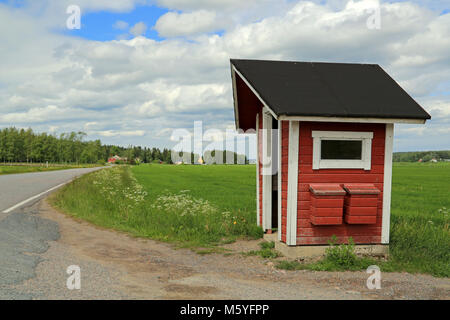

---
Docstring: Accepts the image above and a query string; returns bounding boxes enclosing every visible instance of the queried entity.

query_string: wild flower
[151,192,218,217]
[90,167,147,209]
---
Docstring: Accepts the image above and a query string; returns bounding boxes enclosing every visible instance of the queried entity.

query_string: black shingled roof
[231,59,431,120]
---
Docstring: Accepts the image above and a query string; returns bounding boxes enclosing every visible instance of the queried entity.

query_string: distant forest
[393,150,450,162]
[0,127,247,165]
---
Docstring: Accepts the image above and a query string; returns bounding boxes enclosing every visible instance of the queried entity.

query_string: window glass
[321,140,362,160]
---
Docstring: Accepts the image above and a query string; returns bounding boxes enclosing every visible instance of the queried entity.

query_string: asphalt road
[0,168,101,215]
[0,167,102,299]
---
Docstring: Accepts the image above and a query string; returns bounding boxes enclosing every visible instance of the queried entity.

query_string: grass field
[0,164,101,175]
[50,162,450,277]
[51,165,262,248]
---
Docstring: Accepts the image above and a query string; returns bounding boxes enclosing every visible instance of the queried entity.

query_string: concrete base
[263,232,389,259]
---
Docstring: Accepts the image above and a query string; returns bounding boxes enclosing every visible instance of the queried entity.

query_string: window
[321,140,362,160]
[312,131,373,170]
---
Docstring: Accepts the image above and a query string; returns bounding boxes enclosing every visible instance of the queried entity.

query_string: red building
[230,59,431,250]
[108,155,127,164]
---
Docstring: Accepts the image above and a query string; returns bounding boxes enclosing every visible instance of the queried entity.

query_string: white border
[262,109,273,231]
[278,115,425,124]
[231,66,240,130]
[382,124,394,244]
[286,121,299,246]
[256,113,260,226]
[312,131,373,170]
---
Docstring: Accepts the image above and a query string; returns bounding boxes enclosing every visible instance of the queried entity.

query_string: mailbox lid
[309,184,346,196]
[343,184,380,195]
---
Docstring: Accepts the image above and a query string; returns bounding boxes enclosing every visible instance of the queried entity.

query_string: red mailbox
[309,184,346,226]
[343,184,381,225]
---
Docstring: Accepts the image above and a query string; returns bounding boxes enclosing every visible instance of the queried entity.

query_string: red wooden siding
[296,122,386,245]
[280,121,289,243]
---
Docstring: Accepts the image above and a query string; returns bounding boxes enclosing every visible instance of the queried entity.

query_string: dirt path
[12,199,450,300]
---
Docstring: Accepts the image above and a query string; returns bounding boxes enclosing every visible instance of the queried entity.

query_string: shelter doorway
[271,117,278,230]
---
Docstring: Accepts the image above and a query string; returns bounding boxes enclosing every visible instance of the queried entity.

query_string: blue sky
[0,0,449,155]
[63,5,168,41]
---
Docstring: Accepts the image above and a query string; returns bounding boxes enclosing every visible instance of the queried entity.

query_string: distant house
[418,158,423,163]
[108,155,127,164]
[430,158,438,163]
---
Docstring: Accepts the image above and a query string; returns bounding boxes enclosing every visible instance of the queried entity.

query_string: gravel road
[1,199,448,300]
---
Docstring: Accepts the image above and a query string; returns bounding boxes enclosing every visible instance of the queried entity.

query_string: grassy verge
[50,165,262,248]
[276,237,382,272]
[242,241,282,259]
[0,164,101,175]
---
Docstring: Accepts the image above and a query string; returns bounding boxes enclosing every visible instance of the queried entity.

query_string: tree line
[393,150,450,162]
[0,127,172,164]
[0,127,247,165]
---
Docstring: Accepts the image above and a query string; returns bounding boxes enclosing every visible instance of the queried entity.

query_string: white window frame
[312,131,373,170]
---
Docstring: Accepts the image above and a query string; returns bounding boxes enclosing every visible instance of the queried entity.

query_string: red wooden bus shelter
[230,59,430,251]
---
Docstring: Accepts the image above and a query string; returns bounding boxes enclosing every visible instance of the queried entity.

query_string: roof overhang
[231,60,429,132]
[277,115,426,124]
[231,65,279,132]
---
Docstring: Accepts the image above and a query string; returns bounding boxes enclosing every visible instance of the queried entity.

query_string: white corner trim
[312,130,373,170]
[278,115,426,125]
[278,120,282,242]
[286,121,299,246]
[382,124,394,244]
[262,110,272,231]
[231,67,240,129]
[232,66,278,120]
[256,113,260,226]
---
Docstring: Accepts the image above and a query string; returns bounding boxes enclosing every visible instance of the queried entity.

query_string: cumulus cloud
[97,130,146,137]
[155,10,220,37]
[155,0,257,11]
[130,21,147,36]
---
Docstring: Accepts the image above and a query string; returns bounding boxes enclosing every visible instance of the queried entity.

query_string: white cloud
[155,10,224,37]
[130,22,147,37]
[98,130,146,137]
[155,0,257,11]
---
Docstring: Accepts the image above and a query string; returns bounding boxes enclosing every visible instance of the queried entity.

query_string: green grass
[0,164,100,175]
[385,162,449,277]
[51,165,263,248]
[277,162,450,277]
[243,241,282,259]
[276,237,381,272]
[51,162,449,277]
